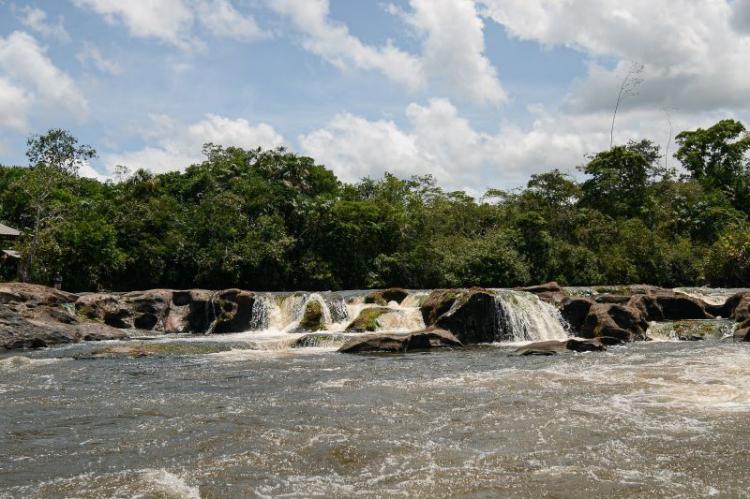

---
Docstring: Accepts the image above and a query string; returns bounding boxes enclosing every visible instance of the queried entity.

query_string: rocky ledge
[2,281,750,352]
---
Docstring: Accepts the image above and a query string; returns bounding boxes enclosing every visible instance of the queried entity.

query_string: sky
[1,0,749,194]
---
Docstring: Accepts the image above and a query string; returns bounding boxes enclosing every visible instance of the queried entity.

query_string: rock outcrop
[579,303,650,341]
[338,329,462,354]
[421,289,500,344]
[513,338,609,356]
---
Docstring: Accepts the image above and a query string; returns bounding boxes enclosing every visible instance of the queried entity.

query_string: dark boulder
[560,297,593,333]
[338,329,462,354]
[426,289,500,344]
[211,289,257,334]
[580,303,649,341]
[420,289,462,326]
[626,294,664,322]
[655,293,712,320]
[513,338,607,356]
[364,288,409,306]
[725,292,750,323]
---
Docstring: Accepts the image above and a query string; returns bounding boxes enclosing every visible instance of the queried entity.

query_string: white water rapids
[246,290,567,340]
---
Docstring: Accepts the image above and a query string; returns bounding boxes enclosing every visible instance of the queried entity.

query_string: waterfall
[324,293,349,323]
[494,291,569,342]
[249,294,272,330]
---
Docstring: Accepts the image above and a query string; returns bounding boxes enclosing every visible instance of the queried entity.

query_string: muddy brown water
[1,333,750,498]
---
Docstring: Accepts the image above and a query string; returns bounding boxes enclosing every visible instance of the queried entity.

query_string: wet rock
[297,297,326,332]
[595,294,631,304]
[560,297,593,333]
[518,282,562,294]
[211,289,257,334]
[79,342,231,359]
[518,282,566,305]
[654,292,712,320]
[338,328,462,354]
[294,333,348,348]
[733,327,750,342]
[424,289,500,344]
[420,289,462,326]
[580,303,649,341]
[513,338,607,356]
[625,290,711,321]
[364,288,409,306]
[0,304,126,350]
[346,307,390,332]
[626,294,665,322]
[724,292,750,323]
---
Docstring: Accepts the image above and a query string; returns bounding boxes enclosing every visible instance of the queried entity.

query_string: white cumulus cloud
[266,0,425,91]
[104,113,286,174]
[73,0,268,49]
[0,31,88,130]
[478,0,750,114]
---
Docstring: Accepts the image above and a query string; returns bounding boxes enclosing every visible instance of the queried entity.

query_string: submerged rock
[513,338,608,356]
[294,333,348,348]
[338,329,462,354]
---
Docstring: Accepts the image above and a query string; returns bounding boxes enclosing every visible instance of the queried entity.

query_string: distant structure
[0,222,21,280]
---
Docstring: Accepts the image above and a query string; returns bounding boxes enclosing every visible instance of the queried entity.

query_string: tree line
[1,119,749,292]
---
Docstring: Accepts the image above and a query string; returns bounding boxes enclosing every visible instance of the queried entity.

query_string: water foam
[493,291,569,342]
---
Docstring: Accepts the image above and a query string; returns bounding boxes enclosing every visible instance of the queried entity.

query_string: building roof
[1,249,20,259]
[0,223,20,237]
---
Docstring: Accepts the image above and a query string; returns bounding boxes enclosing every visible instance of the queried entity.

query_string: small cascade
[249,294,272,330]
[494,291,569,342]
[324,293,349,323]
[304,293,333,325]
[204,291,221,335]
[375,308,426,332]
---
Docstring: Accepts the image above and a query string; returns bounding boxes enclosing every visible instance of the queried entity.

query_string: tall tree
[20,129,96,282]
[674,119,750,207]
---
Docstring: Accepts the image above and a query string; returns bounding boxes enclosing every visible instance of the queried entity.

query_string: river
[2,334,750,498]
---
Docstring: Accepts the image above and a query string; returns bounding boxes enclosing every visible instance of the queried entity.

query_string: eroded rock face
[0,303,126,350]
[580,303,650,341]
[422,289,500,345]
[560,297,594,333]
[338,329,462,354]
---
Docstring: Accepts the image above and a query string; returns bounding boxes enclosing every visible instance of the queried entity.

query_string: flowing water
[1,290,749,498]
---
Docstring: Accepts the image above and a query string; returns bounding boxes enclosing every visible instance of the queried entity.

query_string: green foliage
[704,225,750,287]
[3,121,750,291]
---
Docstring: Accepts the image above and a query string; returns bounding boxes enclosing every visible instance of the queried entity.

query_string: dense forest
[1,120,750,292]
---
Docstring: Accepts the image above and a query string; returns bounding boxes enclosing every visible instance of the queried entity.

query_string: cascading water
[493,291,569,342]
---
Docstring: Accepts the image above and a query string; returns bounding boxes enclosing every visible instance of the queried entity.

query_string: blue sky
[1,0,749,193]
